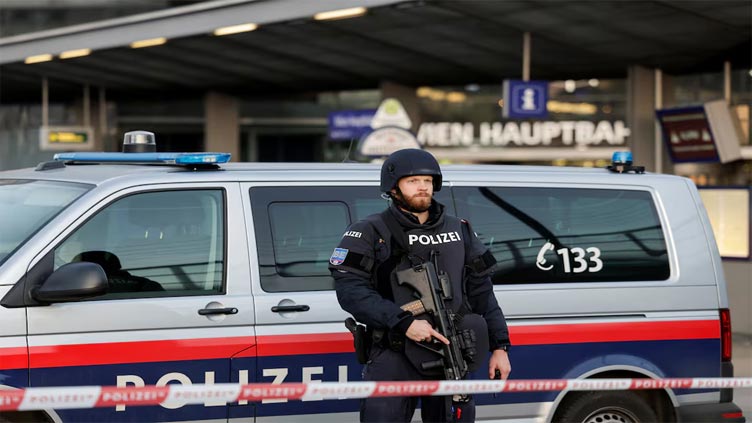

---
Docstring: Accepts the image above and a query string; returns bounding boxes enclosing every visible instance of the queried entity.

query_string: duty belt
[371,328,405,352]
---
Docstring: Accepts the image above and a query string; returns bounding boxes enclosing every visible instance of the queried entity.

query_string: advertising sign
[656,106,719,163]
[656,100,742,163]
[39,126,94,151]
[357,98,420,157]
[370,98,412,129]
[327,109,375,141]
[359,127,421,157]
[502,80,549,119]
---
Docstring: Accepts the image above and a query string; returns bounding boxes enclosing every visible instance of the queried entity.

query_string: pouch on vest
[455,313,488,372]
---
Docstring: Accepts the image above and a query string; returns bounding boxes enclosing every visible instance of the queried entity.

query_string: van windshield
[0,179,91,267]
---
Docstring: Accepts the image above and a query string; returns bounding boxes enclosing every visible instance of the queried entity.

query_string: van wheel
[554,391,658,423]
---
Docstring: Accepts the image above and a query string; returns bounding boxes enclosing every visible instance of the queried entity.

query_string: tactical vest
[365,208,467,312]
[365,209,489,377]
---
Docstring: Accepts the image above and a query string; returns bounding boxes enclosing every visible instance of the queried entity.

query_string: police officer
[329,149,511,423]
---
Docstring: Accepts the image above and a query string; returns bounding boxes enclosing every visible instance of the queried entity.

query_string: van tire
[553,391,658,423]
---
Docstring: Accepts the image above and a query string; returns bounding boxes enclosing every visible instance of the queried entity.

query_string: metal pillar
[205,91,240,158]
[98,87,109,151]
[627,66,657,172]
[522,32,531,81]
[42,77,49,128]
[724,61,732,104]
[83,84,90,128]
[654,69,663,174]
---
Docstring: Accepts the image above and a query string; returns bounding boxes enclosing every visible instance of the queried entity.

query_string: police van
[0,132,745,423]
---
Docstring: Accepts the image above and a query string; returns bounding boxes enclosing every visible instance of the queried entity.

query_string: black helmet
[380,148,442,193]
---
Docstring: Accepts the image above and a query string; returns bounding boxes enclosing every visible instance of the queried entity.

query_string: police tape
[2,378,752,411]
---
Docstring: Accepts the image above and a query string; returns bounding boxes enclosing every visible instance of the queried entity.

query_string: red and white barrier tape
[2,378,751,411]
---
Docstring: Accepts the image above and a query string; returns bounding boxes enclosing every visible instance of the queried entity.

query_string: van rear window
[454,187,670,284]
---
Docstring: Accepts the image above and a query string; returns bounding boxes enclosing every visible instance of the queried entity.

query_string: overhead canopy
[1,0,750,102]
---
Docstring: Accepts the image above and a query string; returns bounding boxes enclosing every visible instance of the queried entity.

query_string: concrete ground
[734,334,752,421]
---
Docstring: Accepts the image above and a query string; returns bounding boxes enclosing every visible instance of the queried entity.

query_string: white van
[0,136,745,423]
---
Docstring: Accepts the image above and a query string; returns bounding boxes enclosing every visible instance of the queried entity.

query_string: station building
[1,0,751,330]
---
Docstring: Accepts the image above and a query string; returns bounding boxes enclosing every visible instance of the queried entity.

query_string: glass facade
[406,78,627,167]
[415,79,627,129]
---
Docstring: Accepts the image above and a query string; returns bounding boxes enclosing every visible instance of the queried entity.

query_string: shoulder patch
[329,248,349,266]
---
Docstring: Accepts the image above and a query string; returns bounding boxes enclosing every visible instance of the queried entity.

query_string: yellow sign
[48,131,89,143]
[39,126,94,151]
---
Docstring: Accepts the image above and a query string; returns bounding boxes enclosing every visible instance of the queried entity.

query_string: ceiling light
[428,90,446,101]
[25,54,53,64]
[588,78,600,87]
[314,7,367,21]
[547,100,597,115]
[446,92,466,103]
[748,69,752,77]
[213,23,258,36]
[59,48,91,59]
[416,87,432,97]
[465,83,480,92]
[564,80,576,93]
[130,37,167,49]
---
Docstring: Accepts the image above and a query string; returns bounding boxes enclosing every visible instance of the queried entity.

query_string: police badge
[329,248,348,266]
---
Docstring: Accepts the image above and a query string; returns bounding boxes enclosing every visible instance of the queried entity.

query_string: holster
[345,318,371,364]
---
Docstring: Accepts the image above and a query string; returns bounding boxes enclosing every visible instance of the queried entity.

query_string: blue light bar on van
[53,152,231,165]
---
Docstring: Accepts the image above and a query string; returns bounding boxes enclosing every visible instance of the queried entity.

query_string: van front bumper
[677,402,745,422]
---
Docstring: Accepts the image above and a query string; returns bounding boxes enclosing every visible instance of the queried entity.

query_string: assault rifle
[395,252,480,381]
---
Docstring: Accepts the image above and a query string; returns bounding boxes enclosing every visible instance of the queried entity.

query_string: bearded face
[397,189,431,212]
[392,175,433,213]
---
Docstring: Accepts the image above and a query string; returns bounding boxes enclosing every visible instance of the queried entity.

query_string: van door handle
[271,304,310,313]
[198,307,238,316]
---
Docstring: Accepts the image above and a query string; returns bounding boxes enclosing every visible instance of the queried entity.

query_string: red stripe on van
[0,319,718,369]
[26,336,255,368]
[0,347,28,370]
[254,319,719,356]
[510,319,719,346]
[256,332,353,357]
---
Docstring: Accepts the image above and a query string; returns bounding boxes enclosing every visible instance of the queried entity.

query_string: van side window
[454,187,670,284]
[269,202,349,277]
[54,189,225,298]
[251,186,453,292]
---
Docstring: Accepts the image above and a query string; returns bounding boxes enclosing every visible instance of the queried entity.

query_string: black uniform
[330,200,510,422]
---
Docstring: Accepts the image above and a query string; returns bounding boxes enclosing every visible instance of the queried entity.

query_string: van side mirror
[33,262,108,303]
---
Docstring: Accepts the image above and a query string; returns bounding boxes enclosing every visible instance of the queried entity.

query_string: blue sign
[502,80,549,119]
[328,109,376,141]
